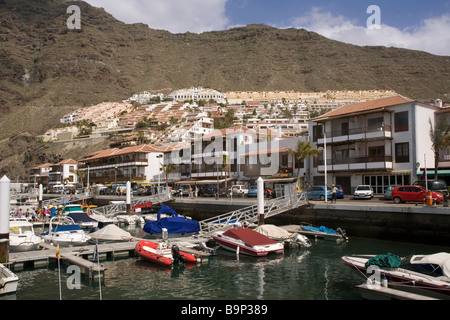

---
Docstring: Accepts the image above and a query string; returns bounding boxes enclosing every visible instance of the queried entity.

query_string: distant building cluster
[32,88,450,195]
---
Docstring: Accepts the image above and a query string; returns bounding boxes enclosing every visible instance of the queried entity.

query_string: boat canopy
[223,227,279,246]
[89,224,133,241]
[410,253,450,279]
[143,205,200,235]
[67,212,97,223]
[301,225,337,235]
[255,224,295,240]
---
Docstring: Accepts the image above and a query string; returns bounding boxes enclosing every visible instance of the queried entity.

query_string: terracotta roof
[82,145,166,161]
[56,159,81,165]
[313,95,414,121]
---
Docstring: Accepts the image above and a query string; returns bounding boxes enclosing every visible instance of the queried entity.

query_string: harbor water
[8,224,449,301]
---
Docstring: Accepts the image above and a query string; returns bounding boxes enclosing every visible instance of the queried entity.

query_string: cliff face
[0,0,449,178]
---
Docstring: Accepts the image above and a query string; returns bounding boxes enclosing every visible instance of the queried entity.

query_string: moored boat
[135,240,201,266]
[143,205,200,238]
[0,263,19,296]
[41,216,91,247]
[281,224,348,241]
[9,218,42,252]
[342,252,450,300]
[63,204,98,229]
[255,224,312,248]
[211,226,284,257]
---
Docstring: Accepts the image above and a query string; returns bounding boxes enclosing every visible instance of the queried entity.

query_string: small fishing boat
[211,226,284,257]
[255,224,311,248]
[342,252,450,300]
[9,218,42,252]
[0,262,19,296]
[143,205,200,238]
[135,240,201,266]
[42,216,91,247]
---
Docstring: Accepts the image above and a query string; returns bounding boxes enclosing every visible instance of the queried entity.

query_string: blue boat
[143,205,200,238]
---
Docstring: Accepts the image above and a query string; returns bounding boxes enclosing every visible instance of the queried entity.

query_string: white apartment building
[169,87,226,103]
[308,95,440,195]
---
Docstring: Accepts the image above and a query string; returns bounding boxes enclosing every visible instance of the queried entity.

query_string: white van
[230,185,249,196]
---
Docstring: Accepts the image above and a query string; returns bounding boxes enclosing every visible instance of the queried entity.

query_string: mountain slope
[0,0,449,178]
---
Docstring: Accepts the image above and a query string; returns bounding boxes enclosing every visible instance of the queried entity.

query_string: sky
[83,0,450,56]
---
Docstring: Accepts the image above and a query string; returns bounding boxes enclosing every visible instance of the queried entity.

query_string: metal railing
[90,191,172,217]
[199,192,307,234]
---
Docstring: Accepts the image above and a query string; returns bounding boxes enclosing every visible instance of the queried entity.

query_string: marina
[1,178,450,302]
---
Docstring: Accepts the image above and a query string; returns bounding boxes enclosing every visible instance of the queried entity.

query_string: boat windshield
[401,256,444,278]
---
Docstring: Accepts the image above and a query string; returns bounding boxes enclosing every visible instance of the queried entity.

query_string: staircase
[199,192,308,234]
[90,192,172,217]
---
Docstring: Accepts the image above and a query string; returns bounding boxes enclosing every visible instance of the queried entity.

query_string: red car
[391,185,444,204]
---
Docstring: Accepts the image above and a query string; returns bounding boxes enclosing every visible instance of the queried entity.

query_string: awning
[418,169,450,177]
[259,177,297,183]
[175,178,233,185]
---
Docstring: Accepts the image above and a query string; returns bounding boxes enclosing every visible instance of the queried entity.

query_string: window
[395,143,409,163]
[368,117,384,131]
[394,111,408,132]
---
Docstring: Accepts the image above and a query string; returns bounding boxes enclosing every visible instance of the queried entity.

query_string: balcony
[318,155,393,172]
[318,125,392,146]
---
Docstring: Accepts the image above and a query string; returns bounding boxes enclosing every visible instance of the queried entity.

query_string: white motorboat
[211,226,284,257]
[342,252,450,300]
[255,224,311,248]
[62,204,98,229]
[42,216,91,247]
[9,218,42,252]
[0,263,19,296]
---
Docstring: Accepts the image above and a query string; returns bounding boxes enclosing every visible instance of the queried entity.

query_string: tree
[429,118,450,180]
[289,141,321,187]
[161,163,178,187]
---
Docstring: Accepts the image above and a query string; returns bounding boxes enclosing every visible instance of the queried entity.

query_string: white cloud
[83,0,229,34]
[291,7,450,56]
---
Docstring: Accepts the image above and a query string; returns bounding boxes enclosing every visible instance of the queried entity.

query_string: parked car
[391,185,444,204]
[198,186,216,197]
[335,185,344,199]
[304,185,332,201]
[230,185,249,197]
[383,185,398,200]
[137,186,152,196]
[353,185,374,199]
[413,180,448,196]
[218,187,230,197]
[247,185,258,197]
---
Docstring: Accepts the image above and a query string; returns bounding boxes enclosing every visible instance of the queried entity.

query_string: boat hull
[211,231,284,257]
[342,255,450,300]
[0,264,19,296]
[135,240,172,266]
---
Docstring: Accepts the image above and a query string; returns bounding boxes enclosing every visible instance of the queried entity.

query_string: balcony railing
[319,155,393,166]
[318,125,392,145]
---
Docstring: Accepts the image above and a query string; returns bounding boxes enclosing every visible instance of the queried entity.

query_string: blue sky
[83,0,450,55]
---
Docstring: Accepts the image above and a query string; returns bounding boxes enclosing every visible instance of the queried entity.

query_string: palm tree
[289,141,321,187]
[429,118,450,180]
[161,163,178,187]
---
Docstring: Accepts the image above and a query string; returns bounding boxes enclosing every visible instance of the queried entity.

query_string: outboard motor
[172,245,186,263]
[336,228,348,240]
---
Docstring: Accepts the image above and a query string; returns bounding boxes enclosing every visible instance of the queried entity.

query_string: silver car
[354,185,374,199]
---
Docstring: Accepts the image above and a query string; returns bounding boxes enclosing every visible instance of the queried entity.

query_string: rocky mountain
[0,0,449,179]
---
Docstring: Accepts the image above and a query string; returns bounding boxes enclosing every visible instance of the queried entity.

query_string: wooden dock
[8,241,139,279]
[6,235,213,278]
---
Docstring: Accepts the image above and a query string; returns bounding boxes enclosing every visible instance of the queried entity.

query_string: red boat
[211,227,284,256]
[135,240,201,266]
